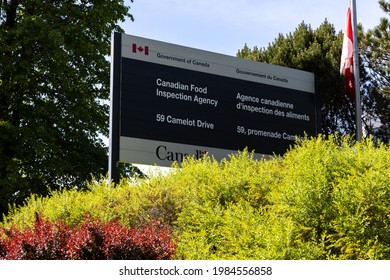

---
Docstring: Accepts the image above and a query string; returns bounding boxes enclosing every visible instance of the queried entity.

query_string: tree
[0,1,133,217]
[361,0,390,141]
[237,20,372,137]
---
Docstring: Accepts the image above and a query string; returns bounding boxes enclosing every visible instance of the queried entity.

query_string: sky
[121,0,385,57]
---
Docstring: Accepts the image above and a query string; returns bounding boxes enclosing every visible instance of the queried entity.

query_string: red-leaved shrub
[0,214,175,260]
[0,214,69,260]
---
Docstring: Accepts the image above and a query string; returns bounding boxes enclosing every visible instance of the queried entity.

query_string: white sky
[121,0,385,56]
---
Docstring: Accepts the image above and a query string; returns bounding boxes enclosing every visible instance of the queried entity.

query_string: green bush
[2,135,390,259]
[268,135,390,259]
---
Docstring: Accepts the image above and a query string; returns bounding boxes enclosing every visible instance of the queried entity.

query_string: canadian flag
[340,6,355,100]
[132,43,149,55]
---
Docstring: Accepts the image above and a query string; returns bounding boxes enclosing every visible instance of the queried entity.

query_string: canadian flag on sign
[132,43,149,55]
[340,6,355,100]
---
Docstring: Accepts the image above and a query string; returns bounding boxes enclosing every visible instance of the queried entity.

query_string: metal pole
[351,0,362,141]
[108,32,121,184]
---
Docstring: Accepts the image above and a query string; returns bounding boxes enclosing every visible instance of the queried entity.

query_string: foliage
[271,135,390,259]
[174,136,390,259]
[1,173,175,230]
[361,0,390,141]
[0,214,175,260]
[2,136,390,260]
[0,0,133,217]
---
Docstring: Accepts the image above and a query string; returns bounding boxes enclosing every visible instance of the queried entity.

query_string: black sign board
[109,33,320,182]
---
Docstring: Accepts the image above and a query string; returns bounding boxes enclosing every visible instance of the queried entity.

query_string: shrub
[172,156,326,259]
[0,214,175,260]
[0,213,68,259]
[174,136,390,259]
[2,135,390,260]
[268,135,390,259]
[1,172,184,230]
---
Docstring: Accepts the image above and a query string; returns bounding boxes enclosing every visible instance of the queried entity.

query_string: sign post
[108,32,121,183]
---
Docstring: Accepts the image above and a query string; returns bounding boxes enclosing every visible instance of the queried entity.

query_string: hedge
[1,135,389,259]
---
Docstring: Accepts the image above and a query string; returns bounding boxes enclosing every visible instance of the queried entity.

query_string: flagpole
[351,0,362,141]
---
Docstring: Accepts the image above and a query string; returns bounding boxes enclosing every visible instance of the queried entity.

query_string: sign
[109,33,320,181]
